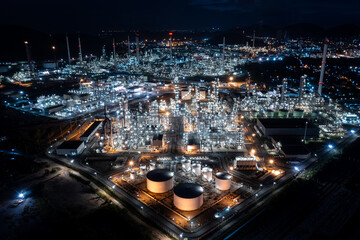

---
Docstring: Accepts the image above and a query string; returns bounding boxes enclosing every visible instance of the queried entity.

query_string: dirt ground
[0,158,171,240]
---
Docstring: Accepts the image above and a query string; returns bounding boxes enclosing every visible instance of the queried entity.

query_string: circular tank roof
[202,167,212,172]
[147,169,174,182]
[174,183,203,198]
[215,172,232,180]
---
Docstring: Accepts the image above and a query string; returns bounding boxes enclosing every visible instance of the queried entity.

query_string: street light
[328,144,334,149]
[269,159,274,164]
[250,149,256,155]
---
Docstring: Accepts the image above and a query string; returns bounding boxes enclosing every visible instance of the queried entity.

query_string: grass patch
[50,167,61,174]
[69,172,90,185]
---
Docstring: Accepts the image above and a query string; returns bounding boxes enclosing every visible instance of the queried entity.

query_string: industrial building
[280,145,311,160]
[256,118,319,138]
[234,156,259,170]
[146,169,174,193]
[56,140,85,156]
[80,120,102,142]
[271,136,311,160]
[173,183,204,211]
[151,134,164,149]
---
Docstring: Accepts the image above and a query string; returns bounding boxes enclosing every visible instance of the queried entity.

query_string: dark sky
[2,0,359,33]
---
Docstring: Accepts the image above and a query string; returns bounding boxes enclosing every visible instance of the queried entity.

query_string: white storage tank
[139,165,147,175]
[149,162,156,171]
[173,183,204,211]
[181,159,192,172]
[192,163,201,176]
[146,169,174,193]
[215,172,232,191]
[202,167,213,182]
[130,170,137,180]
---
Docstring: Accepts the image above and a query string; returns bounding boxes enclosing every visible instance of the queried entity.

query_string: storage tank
[139,165,147,175]
[215,172,232,191]
[293,109,304,118]
[146,169,174,193]
[173,183,204,211]
[130,170,136,180]
[181,159,192,172]
[192,163,201,176]
[202,167,213,182]
[149,162,156,171]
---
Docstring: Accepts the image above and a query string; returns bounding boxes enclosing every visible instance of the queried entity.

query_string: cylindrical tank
[130,170,136,180]
[278,109,289,118]
[192,163,201,176]
[181,159,191,172]
[149,162,156,171]
[173,183,203,211]
[202,167,213,182]
[146,169,174,193]
[293,109,304,118]
[139,165,147,175]
[215,172,232,191]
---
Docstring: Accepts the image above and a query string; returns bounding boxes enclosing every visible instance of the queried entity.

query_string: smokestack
[299,75,306,104]
[222,36,225,71]
[318,39,329,96]
[127,36,131,57]
[135,33,140,63]
[281,78,288,102]
[66,33,71,64]
[78,34,83,63]
[112,37,116,62]
[252,31,255,48]
[24,41,34,76]
[169,32,173,64]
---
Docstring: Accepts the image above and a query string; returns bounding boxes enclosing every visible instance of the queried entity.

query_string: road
[217,131,359,240]
[45,107,359,240]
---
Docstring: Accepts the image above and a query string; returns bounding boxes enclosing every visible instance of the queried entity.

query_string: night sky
[2,0,359,33]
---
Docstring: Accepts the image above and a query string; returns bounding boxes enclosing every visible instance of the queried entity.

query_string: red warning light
[169,32,173,36]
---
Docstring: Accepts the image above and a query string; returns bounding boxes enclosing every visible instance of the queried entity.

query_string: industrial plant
[1,27,359,240]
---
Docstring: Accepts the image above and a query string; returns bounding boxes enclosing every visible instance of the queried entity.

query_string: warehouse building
[80,120,102,142]
[151,134,164,149]
[256,118,319,138]
[56,140,85,156]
